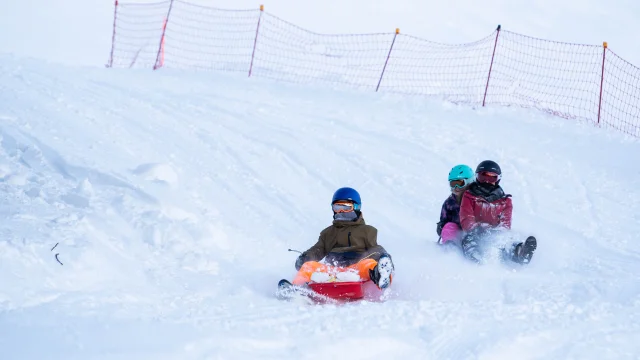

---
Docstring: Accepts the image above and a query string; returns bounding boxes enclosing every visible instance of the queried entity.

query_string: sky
[1,0,639,67]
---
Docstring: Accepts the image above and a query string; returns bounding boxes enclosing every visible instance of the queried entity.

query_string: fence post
[107,0,119,68]
[158,17,168,67]
[482,25,501,107]
[597,41,608,124]
[248,5,264,77]
[376,28,399,92]
[154,0,175,70]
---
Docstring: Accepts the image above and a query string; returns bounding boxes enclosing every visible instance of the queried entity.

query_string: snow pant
[461,227,521,263]
[293,259,378,286]
[440,222,463,245]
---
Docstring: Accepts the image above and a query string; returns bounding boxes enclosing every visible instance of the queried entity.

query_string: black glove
[436,221,444,237]
[369,267,380,285]
[295,253,307,271]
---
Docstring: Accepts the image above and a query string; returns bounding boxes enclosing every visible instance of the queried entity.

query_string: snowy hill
[1,53,639,359]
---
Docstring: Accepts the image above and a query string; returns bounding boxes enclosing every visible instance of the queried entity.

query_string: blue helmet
[332,187,361,210]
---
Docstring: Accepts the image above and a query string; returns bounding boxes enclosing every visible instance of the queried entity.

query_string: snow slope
[1,54,640,359]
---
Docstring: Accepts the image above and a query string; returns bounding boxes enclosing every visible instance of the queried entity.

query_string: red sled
[308,280,368,300]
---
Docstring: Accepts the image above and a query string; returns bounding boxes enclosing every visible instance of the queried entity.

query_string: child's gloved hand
[436,221,444,236]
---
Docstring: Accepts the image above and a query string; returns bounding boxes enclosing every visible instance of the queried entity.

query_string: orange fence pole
[597,41,608,124]
[376,28,399,92]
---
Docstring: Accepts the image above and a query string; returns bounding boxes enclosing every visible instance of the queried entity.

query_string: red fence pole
[482,25,501,107]
[248,5,264,77]
[154,0,175,70]
[159,17,167,67]
[107,0,119,68]
[597,41,608,124]
[376,28,399,92]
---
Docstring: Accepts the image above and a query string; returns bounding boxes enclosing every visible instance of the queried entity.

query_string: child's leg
[441,222,463,245]
[461,227,492,262]
[292,261,328,285]
[348,258,394,288]
[347,258,377,280]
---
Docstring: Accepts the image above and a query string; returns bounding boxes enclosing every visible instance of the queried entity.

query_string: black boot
[278,279,293,289]
[511,236,537,264]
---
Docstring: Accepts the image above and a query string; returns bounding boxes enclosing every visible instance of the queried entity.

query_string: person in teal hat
[436,164,474,246]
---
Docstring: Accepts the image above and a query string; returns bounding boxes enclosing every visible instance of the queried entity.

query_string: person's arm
[295,234,327,270]
[499,197,513,230]
[366,226,379,249]
[459,194,477,232]
[437,201,448,236]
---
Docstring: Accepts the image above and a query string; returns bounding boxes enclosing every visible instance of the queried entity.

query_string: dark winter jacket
[460,182,512,232]
[437,194,462,234]
[297,214,388,269]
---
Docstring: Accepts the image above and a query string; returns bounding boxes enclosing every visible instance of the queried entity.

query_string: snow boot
[278,279,293,289]
[512,236,537,264]
[369,254,394,289]
[276,279,310,301]
[278,279,311,291]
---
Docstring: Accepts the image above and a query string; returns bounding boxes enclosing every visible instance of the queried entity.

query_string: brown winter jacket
[300,215,388,266]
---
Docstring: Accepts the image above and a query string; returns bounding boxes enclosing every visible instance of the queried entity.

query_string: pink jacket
[459,182,512,232]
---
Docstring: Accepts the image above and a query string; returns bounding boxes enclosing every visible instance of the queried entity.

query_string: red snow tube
[308,280,367,300]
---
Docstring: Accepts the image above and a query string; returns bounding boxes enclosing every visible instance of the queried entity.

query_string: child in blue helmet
[280,187,394,290]
[436,164,475,246]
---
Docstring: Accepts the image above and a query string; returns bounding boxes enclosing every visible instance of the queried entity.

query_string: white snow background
[1,1,640,359]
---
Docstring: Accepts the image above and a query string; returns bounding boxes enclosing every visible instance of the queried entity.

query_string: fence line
[107,0,640,138]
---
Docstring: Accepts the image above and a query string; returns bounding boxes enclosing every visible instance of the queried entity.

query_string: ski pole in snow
[288,249,302,254]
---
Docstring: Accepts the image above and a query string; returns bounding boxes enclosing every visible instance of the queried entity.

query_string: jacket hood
[467,182,510,203]
[332,214,366,227]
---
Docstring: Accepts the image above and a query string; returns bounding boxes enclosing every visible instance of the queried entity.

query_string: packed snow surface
[0,54,639,359]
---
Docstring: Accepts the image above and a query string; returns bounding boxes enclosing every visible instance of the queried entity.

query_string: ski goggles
[332,202,360,213]
[449,179,469,189]
[476,171,500,184]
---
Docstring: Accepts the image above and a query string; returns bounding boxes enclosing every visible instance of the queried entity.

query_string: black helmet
[476,160,501,175]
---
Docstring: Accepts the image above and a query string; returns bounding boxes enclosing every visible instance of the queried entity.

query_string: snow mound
[133,162,179,186]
